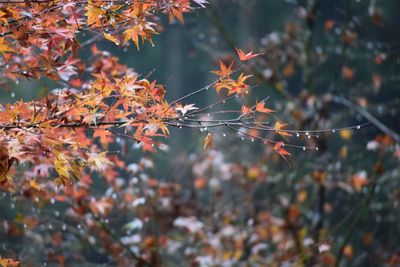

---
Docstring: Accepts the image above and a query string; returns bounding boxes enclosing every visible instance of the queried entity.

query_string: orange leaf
[211,60,234,78]
[342,66,354,80]
[194,177,207,189]
[93,129,113,146]
[0,258,20,267]
[203,133,213,149]
[352,171,369,191]
[256,101,275,113]
[273,142,291,160]
[236,48,262,61]
[274,121,292,137]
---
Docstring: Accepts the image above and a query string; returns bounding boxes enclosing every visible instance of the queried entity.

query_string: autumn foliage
[0,0,399,266]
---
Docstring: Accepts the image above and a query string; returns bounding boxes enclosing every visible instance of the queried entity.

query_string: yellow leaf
[340,129,352,140]
[103,33,120,45]
[0,38,14,54]
[274,121,291,137]
[54,154,70,178]
[85,4,104,26]
[297,190,308,203]
[29,180,42,191]
[343,245,353,259]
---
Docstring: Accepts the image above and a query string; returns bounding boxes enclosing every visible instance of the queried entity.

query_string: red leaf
[236,48,263,61]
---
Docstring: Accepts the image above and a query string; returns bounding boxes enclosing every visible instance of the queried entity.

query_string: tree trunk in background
[166,26,184,152]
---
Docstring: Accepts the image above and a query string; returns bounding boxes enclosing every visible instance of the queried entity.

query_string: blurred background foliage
[1,0,400,266]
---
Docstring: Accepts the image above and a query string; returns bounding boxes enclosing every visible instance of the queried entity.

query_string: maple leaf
[241,105,252,115]
[211,60,234,78]
[123,26,140,49]
[203,133,213,149]
[0,38,15,54]
[273,142,291,160]
[85,5,105,26]
[214,78,234,94]
[229,73,251,95]
[274,121,292,137]
[88,152,113,171]
[54,152,71,179]
[157,122,170,136]
[175,103,198,116]
[256,101,275,113]
[166,0,191,23]
[0,257,20,267]
[236,48,263,61]
[103,33,120,46]
[93,129,113,146]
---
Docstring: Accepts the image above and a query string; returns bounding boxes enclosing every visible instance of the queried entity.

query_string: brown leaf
[203,133,213,149]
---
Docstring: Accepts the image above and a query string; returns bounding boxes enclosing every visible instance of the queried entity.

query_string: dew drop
[357,125,361,129]
[303,146,306,151]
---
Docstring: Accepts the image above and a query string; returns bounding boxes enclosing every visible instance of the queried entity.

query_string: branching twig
[332,95,400,143]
